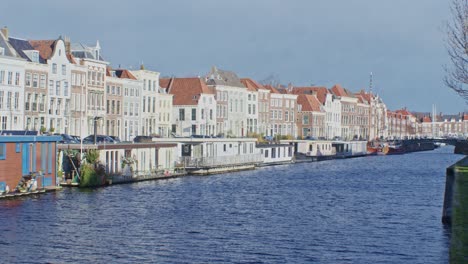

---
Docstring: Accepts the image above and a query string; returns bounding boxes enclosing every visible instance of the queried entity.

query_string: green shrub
[80,163,104,187]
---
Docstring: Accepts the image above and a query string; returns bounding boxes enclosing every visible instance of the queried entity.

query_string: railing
[180,153,263,168]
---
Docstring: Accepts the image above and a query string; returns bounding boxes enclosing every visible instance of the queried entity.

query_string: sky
[3,0,466,113]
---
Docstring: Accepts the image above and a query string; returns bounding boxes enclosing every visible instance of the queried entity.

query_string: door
[22,143,30,176]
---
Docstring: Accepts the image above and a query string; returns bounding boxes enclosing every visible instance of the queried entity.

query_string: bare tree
[259,73,281,87]
[445,0,468,101]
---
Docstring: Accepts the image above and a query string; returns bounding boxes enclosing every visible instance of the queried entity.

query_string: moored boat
[381,143,405,155]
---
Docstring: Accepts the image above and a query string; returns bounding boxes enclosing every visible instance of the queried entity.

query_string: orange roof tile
[115,69,137,80]
[29,40,56,60]
[66,53,77,64]
[165,77,214,105]
[422,116,432,123]
[291,86,329,105]
[297,94,323,112]
[240,78,267,92]
[264,84,281,94]
[355,90,372,103]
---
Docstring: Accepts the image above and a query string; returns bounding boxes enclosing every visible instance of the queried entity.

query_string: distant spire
[369,72,373,95]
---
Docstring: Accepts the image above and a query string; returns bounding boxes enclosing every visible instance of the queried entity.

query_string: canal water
[0,146,462,263]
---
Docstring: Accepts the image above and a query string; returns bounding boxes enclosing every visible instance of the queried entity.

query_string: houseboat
[256,143,295,166]
[156,137,263,175]
[0,132,61,198]
[286,140,336,162]
[332,140,367,158]
[58,140,181,185]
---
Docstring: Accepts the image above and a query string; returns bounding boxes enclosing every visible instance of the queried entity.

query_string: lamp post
[80,84,84,160]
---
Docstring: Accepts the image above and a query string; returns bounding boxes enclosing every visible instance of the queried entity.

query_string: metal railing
[180,154,263,168]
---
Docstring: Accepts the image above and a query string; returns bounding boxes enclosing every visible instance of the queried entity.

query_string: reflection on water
[0,146,461,263]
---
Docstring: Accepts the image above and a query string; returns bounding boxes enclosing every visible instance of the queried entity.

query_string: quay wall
[442,156,468,262]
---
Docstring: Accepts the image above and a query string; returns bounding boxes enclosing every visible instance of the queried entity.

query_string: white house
[163,77,216,137]
[131,67,173,137]
[0,28,26,130]
[206,66,248,137]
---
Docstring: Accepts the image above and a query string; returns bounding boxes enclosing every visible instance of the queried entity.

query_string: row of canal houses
[1,26,467,144]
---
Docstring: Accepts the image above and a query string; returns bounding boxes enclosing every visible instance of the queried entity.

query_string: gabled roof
[422,116,432,123]
[240,78,267,92]
[291,86,329,104]
[205,66,245,88]
[66,53,76,64]
[28,40,56,61]
[70,42,104,61]
[330,84,354,98]
[0,32,20,58]
[264,84,281,94]
[115,69,137,80]
[297,94,323,112]
[8,37,46,63]
[164,77,214,106]
[396,108,412,116]
[355,90,372,103]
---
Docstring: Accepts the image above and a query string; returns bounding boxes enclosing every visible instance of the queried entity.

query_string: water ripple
[0,146,460,263]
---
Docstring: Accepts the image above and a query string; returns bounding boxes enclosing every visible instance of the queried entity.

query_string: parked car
[133,135,153,143]
[55,133,79,144]
[83,135,115,144]
[71,135,81,142]
[109,136,121,143]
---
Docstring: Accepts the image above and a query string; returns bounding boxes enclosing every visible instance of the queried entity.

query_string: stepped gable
[297,94,323,112]
[164,77,213,106]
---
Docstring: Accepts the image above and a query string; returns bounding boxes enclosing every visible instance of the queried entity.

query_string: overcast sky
[3,0,465,113]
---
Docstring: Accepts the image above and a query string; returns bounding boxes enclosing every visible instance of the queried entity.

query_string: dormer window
[24,50,39,63]
[192,95,197,100]
[95,50,99,60]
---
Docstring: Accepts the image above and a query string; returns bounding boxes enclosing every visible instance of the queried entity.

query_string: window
[56,81,60,96]
[191,108,196,121]
[264,149,269,158]
[142,96,146,113]
[179,109,185,121]
[303,115,309,125]
[0,70,4,84]
[26,73,32,87]
[191,125,196,135]
[0,143,5,160]
[62,65,66,75]
[14,92,19,109]
[52,63,57,74]
[40,74,46,88]
[16,143,20,153]
[64,81,69,96]
[7,72,12,85]
[1,117,6,130]
[15,72,20,86]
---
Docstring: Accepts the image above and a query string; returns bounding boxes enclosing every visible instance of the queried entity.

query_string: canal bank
[442,156,468,262]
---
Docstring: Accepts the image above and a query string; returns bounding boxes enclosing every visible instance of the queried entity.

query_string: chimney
[64,36,71,53]
[1,26,9,40]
